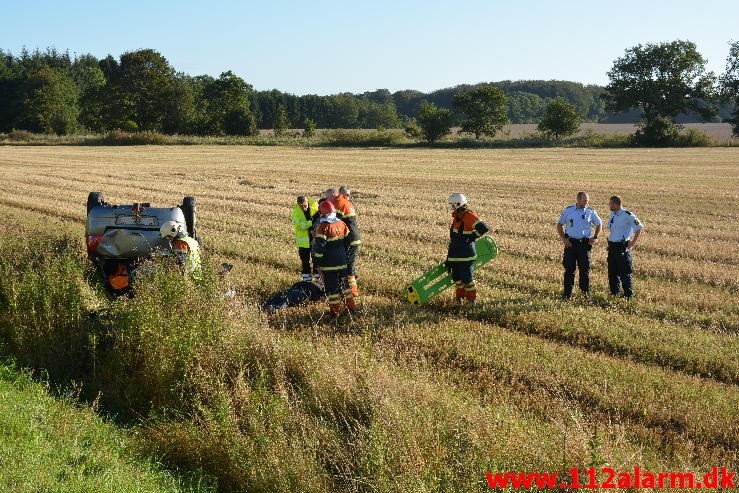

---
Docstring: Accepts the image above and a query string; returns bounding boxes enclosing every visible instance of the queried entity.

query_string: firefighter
[291,195,319,282]
[324,186,361,302]
[312,200,355,317]
[160,221,202,281]
[446,193,490,306]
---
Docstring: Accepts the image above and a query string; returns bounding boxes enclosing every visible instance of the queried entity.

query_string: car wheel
[182,195,197,238]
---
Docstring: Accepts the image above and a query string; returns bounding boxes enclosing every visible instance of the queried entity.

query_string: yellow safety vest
[291,199,318,248]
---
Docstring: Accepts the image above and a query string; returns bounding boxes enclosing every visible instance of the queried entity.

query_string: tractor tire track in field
[373,328,738,457]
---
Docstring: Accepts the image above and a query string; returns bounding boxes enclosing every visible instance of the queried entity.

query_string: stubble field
[0,145,737,491]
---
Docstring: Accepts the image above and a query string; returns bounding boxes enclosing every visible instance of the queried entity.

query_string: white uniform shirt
[558,205,602,239]
[607,208,644,242]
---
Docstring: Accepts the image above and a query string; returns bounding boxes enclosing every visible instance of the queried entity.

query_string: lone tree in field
[416,102,456,143]
[603,40,717,145]
[453,86,508,139]
[720,40,739,137]
[273,105,289,136]
[537,97,581,139]
[303,117,316,138]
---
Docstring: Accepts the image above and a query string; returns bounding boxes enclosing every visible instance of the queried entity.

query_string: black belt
[608,240,628,246]
[567,237,590,243]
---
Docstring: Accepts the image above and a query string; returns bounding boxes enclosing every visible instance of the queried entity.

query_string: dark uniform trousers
[607,241,633,297]
[563,239,592,296]
[298,247,313,275]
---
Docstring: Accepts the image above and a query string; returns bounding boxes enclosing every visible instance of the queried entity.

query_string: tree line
[412,40,739,144]
[1,42,737,138]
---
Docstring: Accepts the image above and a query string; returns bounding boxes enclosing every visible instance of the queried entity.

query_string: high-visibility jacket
[312,220,351,271]
[447,208,489,262]
[332,194,361,246]
[291,199,318,248]
[172,235,202,280]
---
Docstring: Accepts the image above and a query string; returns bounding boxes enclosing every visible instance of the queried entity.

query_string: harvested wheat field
[0,145,737,491]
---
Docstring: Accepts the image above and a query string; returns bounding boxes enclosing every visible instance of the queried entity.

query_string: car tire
[87,191,105,213]
[182,195,197,239]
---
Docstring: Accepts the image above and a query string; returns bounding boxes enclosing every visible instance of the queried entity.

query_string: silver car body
[87,204,186,260]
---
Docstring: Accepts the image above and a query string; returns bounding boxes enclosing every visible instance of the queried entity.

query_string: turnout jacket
[332,194,361,246]
[447,208,489,262]
[313,220,351,271]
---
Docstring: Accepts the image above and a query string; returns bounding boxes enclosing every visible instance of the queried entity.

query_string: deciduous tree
[453,86,508,139]
[416,102,455,143]
[603,40,717,144]
[537,97,581,139]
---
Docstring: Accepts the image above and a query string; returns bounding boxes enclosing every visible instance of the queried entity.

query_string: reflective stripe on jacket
[447,208,489,262]
[291,199,318,248]
[312,221,350,271]
[173,235,202,280]
[332,194,361,246]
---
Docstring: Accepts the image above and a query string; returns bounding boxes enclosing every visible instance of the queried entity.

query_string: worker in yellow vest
[160,221,202,281]
[291,195,319,282]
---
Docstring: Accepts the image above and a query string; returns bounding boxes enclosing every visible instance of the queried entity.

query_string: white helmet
[160,220,184,238]
[447,193,468,210]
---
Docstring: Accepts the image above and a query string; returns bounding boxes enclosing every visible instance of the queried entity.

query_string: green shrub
[319,129,406,147]
[630,116,680,146]
[6,129,35,142]
[676,128,713,147]
[537,97,582,139]
[404,124,421,140]
[416,102,456,142]
[102,130,167,145]
[303,118,316,138]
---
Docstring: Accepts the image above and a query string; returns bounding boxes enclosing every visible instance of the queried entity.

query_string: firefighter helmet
[160,220,184,238]
[447,193,468,209]
[319,200,336,216]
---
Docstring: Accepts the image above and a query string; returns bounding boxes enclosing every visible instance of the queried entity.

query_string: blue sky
[4,1,737,94]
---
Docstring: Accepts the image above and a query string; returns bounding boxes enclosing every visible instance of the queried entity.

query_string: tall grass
[0,360,214,492]
[0,236,98,383]
[0,230,623,492]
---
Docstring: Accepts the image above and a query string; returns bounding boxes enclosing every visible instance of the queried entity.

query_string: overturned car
[85,191,199,292]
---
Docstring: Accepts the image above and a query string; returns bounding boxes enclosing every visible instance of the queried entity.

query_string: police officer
[556,192,602,300]
[606,195,644,299]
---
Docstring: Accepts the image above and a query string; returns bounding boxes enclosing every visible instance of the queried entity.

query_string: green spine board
[405,236,498,305]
